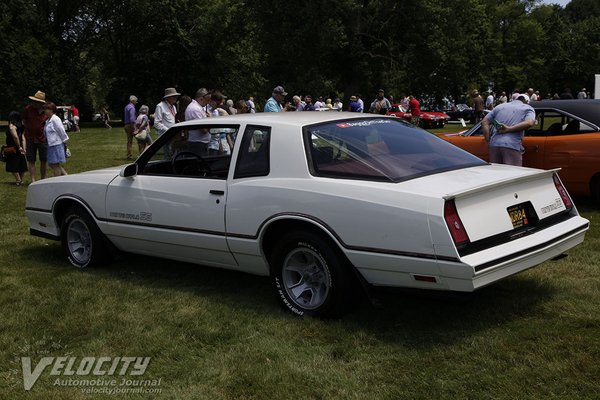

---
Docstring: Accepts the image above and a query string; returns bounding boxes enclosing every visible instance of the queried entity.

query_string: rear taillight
[444,199,470,247]
[553,174,573,210]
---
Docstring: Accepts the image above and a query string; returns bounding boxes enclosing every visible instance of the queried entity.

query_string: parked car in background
[445,103,477,123]
[386,104,450,128]
[56,105,75,132]
[438,100,600,201]
[26,113,588,317]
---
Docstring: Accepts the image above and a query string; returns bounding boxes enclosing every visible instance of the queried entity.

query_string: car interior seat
[564,120,580,134]
[313,146,334,164]
[546,122,563,135]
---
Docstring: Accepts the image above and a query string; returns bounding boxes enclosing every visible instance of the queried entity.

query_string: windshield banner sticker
[336,119,392,128]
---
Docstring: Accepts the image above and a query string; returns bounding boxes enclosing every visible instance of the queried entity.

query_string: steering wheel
[171,151,212,176]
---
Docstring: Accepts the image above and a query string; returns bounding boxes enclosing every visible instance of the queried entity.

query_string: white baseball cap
[516,94,530,104]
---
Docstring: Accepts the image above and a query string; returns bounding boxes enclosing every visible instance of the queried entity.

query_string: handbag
[64,143,71,158]
[2,145,17,155]
[135,129,148,140]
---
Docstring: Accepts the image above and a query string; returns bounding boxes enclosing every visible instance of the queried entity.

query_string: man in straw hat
[154,87,180,159]
[22,90,49,181]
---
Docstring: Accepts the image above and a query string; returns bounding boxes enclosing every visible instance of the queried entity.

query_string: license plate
[507,204,530,229]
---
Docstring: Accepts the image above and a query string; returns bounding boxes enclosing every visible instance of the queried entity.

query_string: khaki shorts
[124,124,135,145]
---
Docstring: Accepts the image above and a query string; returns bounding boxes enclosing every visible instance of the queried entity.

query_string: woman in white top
[43,102,69,176]
[133,105,152,154]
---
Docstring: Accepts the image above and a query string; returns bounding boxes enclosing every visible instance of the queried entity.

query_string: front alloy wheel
[66,217,93,266]
[61,206,108,268]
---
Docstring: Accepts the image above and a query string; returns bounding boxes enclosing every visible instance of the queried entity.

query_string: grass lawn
[1,123,598,399]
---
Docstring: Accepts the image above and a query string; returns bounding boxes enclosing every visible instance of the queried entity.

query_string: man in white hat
[154,87,180,159]
[482,93,535,166]
[22,90,48,181]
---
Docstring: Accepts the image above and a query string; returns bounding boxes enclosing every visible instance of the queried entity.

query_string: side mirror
[120,163,138,178]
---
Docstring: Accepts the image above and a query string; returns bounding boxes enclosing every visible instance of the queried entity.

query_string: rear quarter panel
[543,133,600,197]
[225,121,440,272]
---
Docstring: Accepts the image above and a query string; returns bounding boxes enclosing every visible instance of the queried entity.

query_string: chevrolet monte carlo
[26,113,589,317]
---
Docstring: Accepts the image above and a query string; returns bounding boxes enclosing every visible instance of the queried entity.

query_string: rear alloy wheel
[271,231,351,317]
[61,206,108,268]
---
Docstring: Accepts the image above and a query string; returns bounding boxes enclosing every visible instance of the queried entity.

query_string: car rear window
[305,118,485,182]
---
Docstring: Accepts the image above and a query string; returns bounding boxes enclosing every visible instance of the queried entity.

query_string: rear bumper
[442,216,589,291]
[354,215,588,292]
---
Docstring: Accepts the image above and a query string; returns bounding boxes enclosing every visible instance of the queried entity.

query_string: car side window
[532,111,595,136]
[139,125,238,179]
[234,125,271,179]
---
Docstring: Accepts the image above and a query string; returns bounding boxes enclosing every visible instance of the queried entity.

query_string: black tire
[270,231,352,317]
[61,206,108,268]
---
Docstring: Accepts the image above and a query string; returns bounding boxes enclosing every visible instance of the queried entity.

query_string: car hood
[78,165,124,178]
[29,165,124,188]
[421,112,450,118]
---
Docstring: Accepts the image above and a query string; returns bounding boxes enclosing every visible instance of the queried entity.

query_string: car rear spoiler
[442,168,561,200]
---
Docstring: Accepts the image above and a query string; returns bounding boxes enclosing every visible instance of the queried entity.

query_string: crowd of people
[121,85,418,160]
[2,90,70,185]
[4,84,594,184]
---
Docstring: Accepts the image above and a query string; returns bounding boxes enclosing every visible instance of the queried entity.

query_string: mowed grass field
[1,122,599,399]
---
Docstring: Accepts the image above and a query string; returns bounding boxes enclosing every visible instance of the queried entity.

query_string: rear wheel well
[261,218,367,289]
[262,219,339,265]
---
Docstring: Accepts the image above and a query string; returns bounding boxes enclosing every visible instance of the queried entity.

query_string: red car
[386,104,450,128]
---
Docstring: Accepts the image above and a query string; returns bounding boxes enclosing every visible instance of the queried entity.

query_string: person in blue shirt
[123,95,138,160]
[264,86,291,112]
[482,93,535,166]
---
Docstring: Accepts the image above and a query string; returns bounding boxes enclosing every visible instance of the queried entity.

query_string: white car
[26,113,589,316]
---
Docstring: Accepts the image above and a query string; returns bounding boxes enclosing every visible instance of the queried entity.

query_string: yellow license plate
[507,205,529,229]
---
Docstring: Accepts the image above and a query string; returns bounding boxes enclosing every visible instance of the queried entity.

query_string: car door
[522,135,546,169]
[445,125,489,161]
[521,112,548,169]
[103,124,239,268]
[542,116,600,196]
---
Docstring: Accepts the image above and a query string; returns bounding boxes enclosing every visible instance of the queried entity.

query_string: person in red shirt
[22,90,49,181]
[408,95,421,126]
[70,104,80,132]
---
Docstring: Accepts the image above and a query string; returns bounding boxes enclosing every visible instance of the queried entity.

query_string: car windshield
[305,118,486,182]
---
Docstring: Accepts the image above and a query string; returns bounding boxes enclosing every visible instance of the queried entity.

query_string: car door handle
[209,190,225,195]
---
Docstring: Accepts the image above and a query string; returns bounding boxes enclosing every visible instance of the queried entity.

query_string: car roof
[174,111,392,129]
[533,99,600,126]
